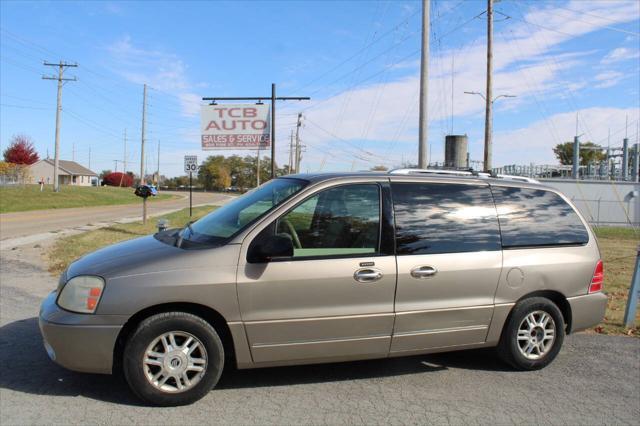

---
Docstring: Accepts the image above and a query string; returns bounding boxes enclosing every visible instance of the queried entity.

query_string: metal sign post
[184,155,198,218]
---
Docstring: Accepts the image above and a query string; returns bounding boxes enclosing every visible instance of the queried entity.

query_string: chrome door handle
[410,266,437,279]
[354,268,383,283]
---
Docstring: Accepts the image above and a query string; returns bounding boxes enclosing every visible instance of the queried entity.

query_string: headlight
[57,276,105,314]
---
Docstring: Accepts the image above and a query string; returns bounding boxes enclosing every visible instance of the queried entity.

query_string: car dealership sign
[200,104,271,150]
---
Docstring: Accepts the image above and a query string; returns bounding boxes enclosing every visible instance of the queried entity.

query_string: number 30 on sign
[184,155,198,174]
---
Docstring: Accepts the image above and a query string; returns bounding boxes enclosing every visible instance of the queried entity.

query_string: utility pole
[289,130,295,173]
[623,115,629,181]
[202,84,310,180]
[256,146,261,187]
[573,113,582,179]
[483,0,494,172]
[140,84,147,224]
[88,147,91,170]
[271,83,276,178]
[418,0,430,168]
[123,129,127,174]
[118,129,128,188]
[42,61,77,192]
[295,113,304,173]
[157,140,161,186]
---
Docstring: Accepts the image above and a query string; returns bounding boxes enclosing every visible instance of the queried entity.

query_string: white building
[27,159,97,186]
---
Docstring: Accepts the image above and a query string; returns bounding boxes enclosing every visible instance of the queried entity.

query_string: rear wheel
[123,312,224,406]
[498,297,565,370]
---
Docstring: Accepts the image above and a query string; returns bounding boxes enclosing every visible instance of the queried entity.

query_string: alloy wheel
[142,331,208,393]
[516,310,556,360]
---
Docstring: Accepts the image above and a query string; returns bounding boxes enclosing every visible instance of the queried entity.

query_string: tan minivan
[40,169,607,406]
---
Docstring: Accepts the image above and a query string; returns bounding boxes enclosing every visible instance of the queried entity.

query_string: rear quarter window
[391,182,501,255]
[490,186,589,248]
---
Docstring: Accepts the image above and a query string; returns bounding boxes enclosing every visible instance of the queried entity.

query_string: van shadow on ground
[0,317,510,406]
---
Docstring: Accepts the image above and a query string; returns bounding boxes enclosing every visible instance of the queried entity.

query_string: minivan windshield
[180,178,308,246]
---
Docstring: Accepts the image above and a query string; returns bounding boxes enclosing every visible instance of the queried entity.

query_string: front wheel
[123,312,224,406]
[497,297,565,370]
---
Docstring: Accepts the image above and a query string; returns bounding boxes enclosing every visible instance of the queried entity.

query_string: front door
[237,182,397,364]
[389,180,503,354]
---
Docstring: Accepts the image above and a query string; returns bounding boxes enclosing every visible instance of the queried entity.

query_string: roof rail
[491,174,540,184]
[388,168,540,184]
[388,168,474,177]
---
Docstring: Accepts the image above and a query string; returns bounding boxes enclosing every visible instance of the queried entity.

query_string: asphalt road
[1,240,639,424]
[0,191,230,241]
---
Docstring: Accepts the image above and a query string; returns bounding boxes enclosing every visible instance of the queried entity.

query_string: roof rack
[388,168,540,184]
[388,168,473,177]
[491,174,540,184]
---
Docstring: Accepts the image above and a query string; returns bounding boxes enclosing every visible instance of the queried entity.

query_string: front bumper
[38,291,126,374]
[567,292,608,333]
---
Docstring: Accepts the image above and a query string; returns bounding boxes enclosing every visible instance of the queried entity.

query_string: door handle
[410,266,437,279]
[354,268,383,283]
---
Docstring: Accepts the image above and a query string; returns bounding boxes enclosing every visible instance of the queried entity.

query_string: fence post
[623,245,640,328]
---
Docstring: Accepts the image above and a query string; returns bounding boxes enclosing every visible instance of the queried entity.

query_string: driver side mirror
[247,233,294,263]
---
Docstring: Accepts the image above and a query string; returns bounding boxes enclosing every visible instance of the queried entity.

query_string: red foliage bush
[3,135,39,165]
[102,172,133,187]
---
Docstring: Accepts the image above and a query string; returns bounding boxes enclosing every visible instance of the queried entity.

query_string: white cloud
[106,36,201,117]
[594,71,625,88]
[601,47,640,64]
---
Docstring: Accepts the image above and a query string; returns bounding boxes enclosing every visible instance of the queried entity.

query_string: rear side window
[391,182,501,255]
[490,186,589,248]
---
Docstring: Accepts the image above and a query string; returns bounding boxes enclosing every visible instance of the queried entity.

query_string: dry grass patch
[1,185,174,213]
[592,227,639,337]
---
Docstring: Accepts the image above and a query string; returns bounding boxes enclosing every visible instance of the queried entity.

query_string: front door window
[276,184,381,258]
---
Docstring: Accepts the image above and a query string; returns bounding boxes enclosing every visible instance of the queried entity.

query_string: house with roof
[27,159,98,186]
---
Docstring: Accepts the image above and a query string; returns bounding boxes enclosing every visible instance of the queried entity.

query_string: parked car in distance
[39,169,607,406]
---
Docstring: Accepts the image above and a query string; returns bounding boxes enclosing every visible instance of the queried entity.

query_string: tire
[123,312,224,406]
[497,297,565,370]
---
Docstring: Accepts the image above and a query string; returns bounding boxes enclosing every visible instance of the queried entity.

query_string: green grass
[0,184,174,213]
[46,221,640,337]
[592,227,639,336]
[48,206,215,274]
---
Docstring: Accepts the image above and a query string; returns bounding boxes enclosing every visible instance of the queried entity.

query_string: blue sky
[1,0,639,177]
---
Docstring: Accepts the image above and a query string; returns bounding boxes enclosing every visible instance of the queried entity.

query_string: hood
[67,234,201,279]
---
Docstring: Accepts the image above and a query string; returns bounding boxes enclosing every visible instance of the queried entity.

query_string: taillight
[589,260,604,293]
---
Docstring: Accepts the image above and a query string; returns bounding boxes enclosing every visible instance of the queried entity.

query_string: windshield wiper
[175,221,194,248]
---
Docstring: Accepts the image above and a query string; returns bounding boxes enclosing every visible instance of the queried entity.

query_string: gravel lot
[1,240,639,425]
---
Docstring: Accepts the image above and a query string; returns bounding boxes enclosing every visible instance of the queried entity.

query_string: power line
[305,118,389,161]
[552,5,640,37]
[497,9,639,39]
[0,103,51,111]
[291,7,422,94]
[554,3,640,27]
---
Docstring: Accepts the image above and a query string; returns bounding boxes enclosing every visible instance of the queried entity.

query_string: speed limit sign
[184,155,198,174]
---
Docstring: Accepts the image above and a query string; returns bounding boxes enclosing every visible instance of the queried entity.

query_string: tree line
[199,154,290,190]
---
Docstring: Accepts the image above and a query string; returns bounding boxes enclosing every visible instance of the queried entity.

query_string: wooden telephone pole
[140,84,147,224]
[42,61,77,192]
[483,0,494,172]
[418,0,430,168]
